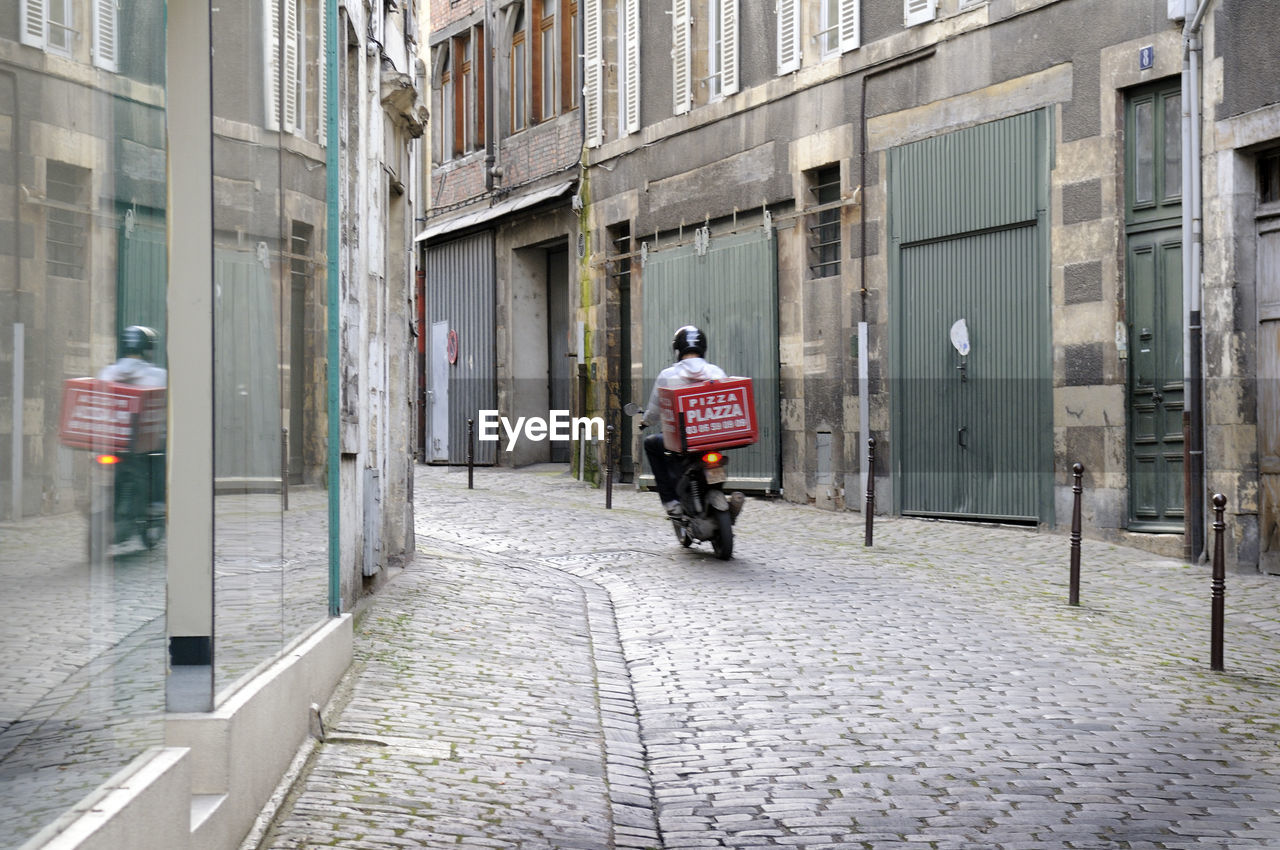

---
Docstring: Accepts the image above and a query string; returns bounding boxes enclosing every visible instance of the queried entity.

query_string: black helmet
[672,325,707,359]
[120,325,157,357]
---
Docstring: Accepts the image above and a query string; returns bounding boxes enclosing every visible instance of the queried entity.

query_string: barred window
[807,165,841,280]
[46,162,89,280]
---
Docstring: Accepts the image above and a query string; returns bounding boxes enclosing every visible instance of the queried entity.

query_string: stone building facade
[575,0,1280,571]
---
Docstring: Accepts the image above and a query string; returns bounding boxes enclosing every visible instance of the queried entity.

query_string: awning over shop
[416,180,574,243]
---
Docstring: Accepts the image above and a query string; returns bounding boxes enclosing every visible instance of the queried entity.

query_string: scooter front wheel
[711,509,733,560]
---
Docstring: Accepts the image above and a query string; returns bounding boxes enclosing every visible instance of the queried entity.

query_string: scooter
[88,449,165,558]
[625,402,745,560]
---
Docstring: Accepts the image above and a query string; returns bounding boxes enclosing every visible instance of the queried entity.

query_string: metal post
[1069,462,1083,606]
[1211,492,1226,671]
[281,426,290,511]
[864,437,876,547]
[605,424,614,509]
[467,418,474,490]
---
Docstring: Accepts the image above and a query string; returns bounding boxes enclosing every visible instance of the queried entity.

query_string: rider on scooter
[643,325,726,517]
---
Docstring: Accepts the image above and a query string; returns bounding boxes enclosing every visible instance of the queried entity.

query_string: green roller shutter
[889,110,1052,522]
[641,228,780,492]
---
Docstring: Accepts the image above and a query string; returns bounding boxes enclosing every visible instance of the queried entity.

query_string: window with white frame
[707,0,737,101]
[671,0,737,114]
[20,0,119,69]
[777,0,858,75]
[264,0,327,142]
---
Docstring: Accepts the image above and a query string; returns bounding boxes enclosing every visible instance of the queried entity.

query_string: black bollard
[605,424,615,509]
[1211,492,1227,671]
[467,418,474,490]
[864,437,876,547]
[1069,462,1083,606]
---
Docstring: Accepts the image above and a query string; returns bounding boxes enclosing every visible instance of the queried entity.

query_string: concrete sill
[189,794,225,832]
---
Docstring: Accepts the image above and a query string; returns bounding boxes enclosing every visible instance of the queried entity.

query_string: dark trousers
[643,432,679,504]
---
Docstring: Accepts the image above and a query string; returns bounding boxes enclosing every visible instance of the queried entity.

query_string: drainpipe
[484,0,496,191]
[1183,0,1214,562]
[326,0,341,616]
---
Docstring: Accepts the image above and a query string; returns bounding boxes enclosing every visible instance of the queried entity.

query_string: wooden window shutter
[583,0,603,147]
[264,0,282,132]
[719,0,738,97]
[318,0,328,146]
[839,0,860,52]
[623,0,640,134]
[20,0,47,50]
[905,0,935,27]
[283,0,300,133]
[671,0,691,115]
[776,0,799,75]
[838,0,859,53]
[93,0,118,71]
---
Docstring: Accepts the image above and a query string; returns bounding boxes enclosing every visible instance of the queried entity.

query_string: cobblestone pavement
[0,486,329,849]
[258,463,1280,849]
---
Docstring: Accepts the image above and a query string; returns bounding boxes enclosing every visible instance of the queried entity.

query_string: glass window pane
[1164,93,1182,200]
[1135,99,1155,205]
[0,0,168,842]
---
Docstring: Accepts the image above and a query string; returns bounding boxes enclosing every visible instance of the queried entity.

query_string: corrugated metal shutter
[641,228,780,492]
[426,232,497,465]
[889,110,1051,522]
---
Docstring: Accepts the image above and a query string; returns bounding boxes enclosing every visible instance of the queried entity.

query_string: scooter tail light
[701,451,723,466]
[95,454,121,465]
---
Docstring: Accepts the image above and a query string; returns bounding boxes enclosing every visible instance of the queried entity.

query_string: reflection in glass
[0,0,168,843]
[211,0,330,698]
[1135,99,1155,205]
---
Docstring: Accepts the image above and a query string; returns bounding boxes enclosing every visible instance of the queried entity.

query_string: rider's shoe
[664,500,684,518]
[728,491,745,519]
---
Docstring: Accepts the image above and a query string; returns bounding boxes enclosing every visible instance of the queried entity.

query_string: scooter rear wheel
[711,509,733,560]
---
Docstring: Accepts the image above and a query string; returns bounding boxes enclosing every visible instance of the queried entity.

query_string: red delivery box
[59,378,167,454]
[658,377,758,452]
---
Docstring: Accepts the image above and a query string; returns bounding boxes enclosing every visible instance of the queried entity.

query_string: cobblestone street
[256,462,1280,849]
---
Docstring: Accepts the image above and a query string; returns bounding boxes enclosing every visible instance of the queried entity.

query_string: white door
[429,321,450,463]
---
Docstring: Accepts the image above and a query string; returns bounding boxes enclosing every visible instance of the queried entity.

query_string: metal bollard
[1069,462,1083,606]
[1211,492,1227,671]
[864,437,876,547]
[605,424,615,509]
[467,418,474,490]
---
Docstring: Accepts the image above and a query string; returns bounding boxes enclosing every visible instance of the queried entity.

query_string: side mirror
[623,402,642,417]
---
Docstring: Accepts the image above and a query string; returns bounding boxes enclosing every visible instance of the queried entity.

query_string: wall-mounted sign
[1139,45,1154,70]
[949,318,970,356]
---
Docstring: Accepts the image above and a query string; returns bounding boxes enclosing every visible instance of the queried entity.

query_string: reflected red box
[59,378,166,454]
[658,377,758,453]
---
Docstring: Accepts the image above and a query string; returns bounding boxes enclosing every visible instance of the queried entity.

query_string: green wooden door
[1125,83,1184,530]
[890,111,1052,522]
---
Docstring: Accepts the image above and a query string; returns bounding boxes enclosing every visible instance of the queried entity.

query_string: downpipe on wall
[1182,0,1214,562]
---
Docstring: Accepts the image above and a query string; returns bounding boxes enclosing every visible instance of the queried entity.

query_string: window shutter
[584,0,603,147]
[93,0,119,71]
[318,0,328,146]
[838,0,859,53]
[719,0,738,97]
[283,0,300,133]
[671,0,691,115]
[905,0,935,27]
[264,0,281,131]
[623,0,640,134]
[20,0,47,50]
[776,0,799,75]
